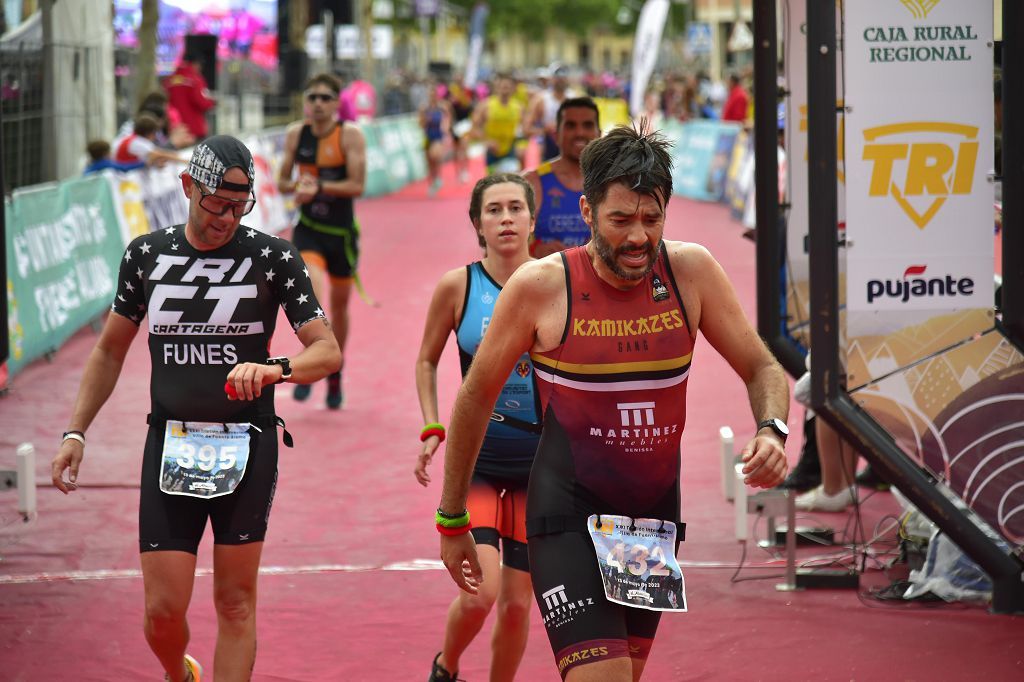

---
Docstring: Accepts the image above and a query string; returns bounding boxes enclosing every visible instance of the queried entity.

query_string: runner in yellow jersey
[471,73,526,174]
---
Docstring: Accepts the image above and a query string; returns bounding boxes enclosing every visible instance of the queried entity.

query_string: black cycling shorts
[468,472,529,572]
[529,530,662,679]
[138,423,279,554]
[292,220,359,279]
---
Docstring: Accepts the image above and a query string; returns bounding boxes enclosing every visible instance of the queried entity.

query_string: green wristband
[435,509,471,528]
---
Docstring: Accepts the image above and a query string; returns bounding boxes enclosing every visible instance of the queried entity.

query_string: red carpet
[1,157,1021,680]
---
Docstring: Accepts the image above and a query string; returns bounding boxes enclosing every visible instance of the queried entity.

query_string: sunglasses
[195,182,256,218]
[306,92,336,103]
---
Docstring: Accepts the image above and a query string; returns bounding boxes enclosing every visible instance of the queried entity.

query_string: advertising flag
[464,2,489,87]
[629,0,670,116]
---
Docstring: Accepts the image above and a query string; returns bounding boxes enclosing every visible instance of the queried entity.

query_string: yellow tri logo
[862,122,978,229]
[900,0,939,20]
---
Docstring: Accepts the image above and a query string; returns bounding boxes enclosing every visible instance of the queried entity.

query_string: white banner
[844,0,993,314]
[629,0,670,116]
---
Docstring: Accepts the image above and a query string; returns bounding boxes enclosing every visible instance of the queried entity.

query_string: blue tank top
[424,106,445,142]
[532,162,589,251]
[456,262,541,479]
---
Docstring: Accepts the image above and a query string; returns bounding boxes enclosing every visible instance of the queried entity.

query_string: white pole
[720,426,735,501]
[16,443,36,518]
[733,463,748,541]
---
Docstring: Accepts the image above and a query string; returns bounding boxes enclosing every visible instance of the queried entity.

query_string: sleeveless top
[483,97,523,157]
[531,161,589,253]
[423,106,445,142]
[527,245,694,527]
[295,123,355,232]
[456,262,541,480]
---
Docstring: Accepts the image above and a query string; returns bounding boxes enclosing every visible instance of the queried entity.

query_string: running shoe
[428,652,464,682]
[164,654,202,682]
[795,485,856,512]
[293,383,312,402]
[326,373,343,410]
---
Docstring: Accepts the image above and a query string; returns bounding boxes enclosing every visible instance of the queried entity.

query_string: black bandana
[188,135,256,191]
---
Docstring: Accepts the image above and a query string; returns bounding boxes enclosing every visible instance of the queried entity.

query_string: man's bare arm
[52,312,139,492]
[438,259,563,513]
[670,242,789,486]
[226,318,341,402]
[276,123,302,194]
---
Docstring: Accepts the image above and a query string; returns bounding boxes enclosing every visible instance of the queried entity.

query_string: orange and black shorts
[467,471,529,571]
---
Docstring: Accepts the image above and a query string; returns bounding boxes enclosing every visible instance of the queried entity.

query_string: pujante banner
[844,0,994,315]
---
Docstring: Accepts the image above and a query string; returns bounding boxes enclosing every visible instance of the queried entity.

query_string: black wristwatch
[757,418,789,443]
[265,356,292,383]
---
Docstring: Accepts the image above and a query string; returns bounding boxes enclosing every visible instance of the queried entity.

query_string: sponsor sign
[844,0,993,314]
[5,176,125,375]
[665,120,742,202]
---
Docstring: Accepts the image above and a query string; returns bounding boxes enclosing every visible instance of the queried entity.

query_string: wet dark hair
[468,173,536,248]
[556,96,600,130]
[580,122,673,211]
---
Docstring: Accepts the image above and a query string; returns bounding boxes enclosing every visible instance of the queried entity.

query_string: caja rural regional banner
[844,0,993,321]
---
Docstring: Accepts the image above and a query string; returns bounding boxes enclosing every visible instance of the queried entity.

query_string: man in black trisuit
[278,72,367,409]
[51,136,341,682]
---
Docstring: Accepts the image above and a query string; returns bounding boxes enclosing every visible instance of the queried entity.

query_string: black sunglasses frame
[305,92,336,103]
[195,182,257,218]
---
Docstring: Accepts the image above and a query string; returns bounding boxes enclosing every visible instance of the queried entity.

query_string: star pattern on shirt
[314,307,324,318]
[139,242,152,254]
[171,242,179,250]
[117,294,125,302]
[125,281,135,292]
[260,246,272,258]
[124,249,132,262]
[247,229,257,238]
[165,227,176,235]
[280,250,293,262]
[266,269,276,282]
[136,267,143,279]
[296,293,309,305]
[303,267,310,278]
[284,278,295,289]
